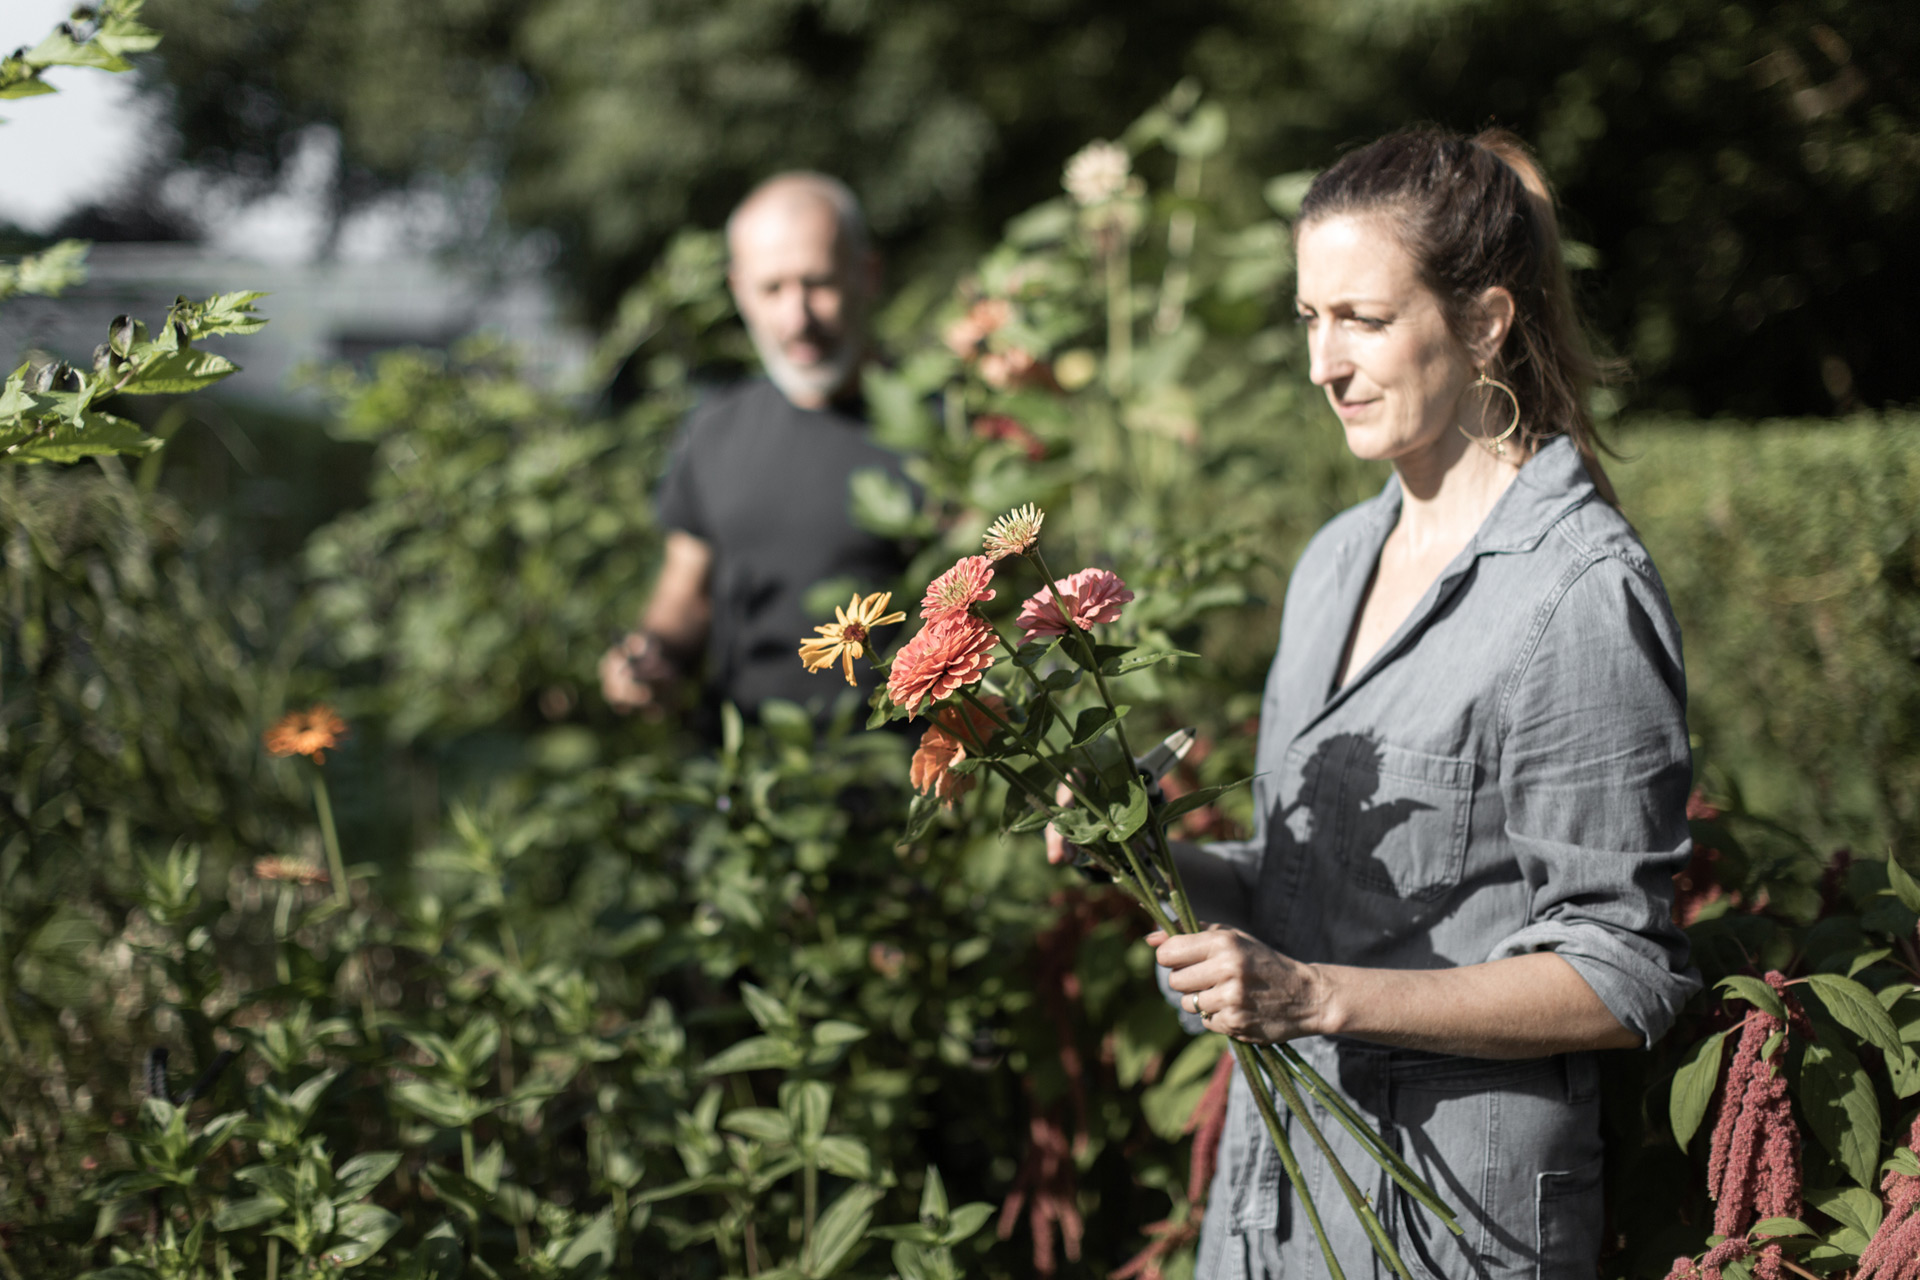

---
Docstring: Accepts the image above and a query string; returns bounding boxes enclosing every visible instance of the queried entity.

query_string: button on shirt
[1187,437,1701,1277]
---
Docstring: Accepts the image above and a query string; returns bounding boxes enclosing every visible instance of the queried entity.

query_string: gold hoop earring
[1459,371,1521,458]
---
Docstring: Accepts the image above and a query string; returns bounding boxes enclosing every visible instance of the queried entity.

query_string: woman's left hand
[1150,924,1330,1043]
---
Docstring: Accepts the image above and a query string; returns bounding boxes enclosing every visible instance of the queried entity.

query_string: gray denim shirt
[1187,437,1699,1278]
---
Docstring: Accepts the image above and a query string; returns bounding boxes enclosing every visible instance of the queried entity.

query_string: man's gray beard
[750,328,863,406]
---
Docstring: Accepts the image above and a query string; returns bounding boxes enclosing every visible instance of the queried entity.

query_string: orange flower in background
[886,615,998,717]
[798,591,906,686]
[1016,567,1134,642]
[920,555,996,624]
[252,856,329,885]
[910,696,1004,805]
[983,504,1045,560]
[264,705,348,763]
[944,297,1012,358]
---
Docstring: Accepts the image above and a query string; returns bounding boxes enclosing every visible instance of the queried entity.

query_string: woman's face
[1294,213,1482,466]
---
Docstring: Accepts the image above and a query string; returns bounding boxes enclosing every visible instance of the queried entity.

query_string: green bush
[1618,418,1920,854]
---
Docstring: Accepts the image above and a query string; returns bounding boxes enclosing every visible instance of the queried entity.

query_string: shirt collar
[1349,434,1597,559]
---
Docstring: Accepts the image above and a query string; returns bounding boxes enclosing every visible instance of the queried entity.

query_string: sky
[0,0,150,230]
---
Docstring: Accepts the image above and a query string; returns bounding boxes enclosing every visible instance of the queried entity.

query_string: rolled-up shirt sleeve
[1486,556,1701,1047]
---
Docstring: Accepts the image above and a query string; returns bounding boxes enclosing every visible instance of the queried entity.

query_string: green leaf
[720,1108,791,1144]
[212,1196,285,1232]
[1670,1028,1731,1153]
[194,291,269,336]
[918,1166,949,1222]
[811,1020,869,1048]
[1807,1185,1883,1240]
[328,1203,400,1265]
[942,1202,994,1244]
[1068,705,1120,749]
[1886,1148,1920,1178]
[1158,779,1252,825]
[1803,972,1905,1058]
[0,238,88,299]
[814,1135,874,1180]
[390,1081,492,1129]
[332,1152,401,1204]
[1749,1217,1812,1238]
[701,1035,803,1075]
[118,349,239,395]
[740,983,797,1032]
[1887,856,1920,913]
[1107,780,1151,841]
[1013,639,1057,667]
[1102,648,1199,677]
[1719,975,1787,1022]
[1799,1041,1882,1189]
[800,1184,882,1278]
[782,1080,832,1145]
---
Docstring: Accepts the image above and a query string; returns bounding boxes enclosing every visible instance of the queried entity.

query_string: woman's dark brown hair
[1297,127,1618,504]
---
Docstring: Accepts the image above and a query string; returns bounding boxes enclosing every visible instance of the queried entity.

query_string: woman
[1073,130,1699,1277]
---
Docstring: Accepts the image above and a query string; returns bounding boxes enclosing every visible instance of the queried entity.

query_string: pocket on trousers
[1332,739,1475,903]
[1535,1153,1604,1280]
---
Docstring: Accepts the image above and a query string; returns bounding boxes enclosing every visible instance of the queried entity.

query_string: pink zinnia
[1016,568,1134,643]
[921,555,996,623]
[886,616,998,717]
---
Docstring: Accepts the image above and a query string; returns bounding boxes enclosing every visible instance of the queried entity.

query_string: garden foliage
[1,83,1919,1280]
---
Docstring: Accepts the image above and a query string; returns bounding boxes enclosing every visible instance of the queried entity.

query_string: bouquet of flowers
[800,504,1461,1279]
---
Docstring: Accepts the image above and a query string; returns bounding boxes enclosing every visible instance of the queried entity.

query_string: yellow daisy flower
[798,591,907,686]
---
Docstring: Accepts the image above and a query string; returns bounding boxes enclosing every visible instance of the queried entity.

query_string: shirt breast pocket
[1327,737,1476,903]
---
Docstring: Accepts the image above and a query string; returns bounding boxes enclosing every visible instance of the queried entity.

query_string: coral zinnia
[910,697,1003,806]
[1016,568,1135,643]
[264,705,348,764]
[921,555,996,624]
[798,591,906,686]
[886,616,997,717]
[983,504,1045,560]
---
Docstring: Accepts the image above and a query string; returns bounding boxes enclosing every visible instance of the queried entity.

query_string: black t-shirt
[654,378,911,719]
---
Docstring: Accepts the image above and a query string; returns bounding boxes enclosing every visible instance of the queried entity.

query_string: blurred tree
[137,0,1920,416]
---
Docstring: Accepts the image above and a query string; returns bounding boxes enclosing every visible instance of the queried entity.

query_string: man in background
[599,172,910,727]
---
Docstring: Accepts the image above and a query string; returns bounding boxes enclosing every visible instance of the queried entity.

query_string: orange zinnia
[263,705,348,764]
[798,591,907,686]
[909,696,1004,806]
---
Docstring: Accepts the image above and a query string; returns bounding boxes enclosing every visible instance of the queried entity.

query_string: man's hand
[1150,924,1331,1044]
[599,632,680,715]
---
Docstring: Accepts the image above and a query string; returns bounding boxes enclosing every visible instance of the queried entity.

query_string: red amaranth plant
[1857,1115,1920,1279]
[1670,972,1808,1280]
[1111,1052,1234,1280]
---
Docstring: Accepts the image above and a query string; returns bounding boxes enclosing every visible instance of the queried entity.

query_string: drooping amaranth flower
[886,615,997,717]
[1856,1113,1920,1279]
[264,705,348,764]
[983,504,1045,560]
[920,555,996,624]
[798,591,906,686]
[1017,568,1134,643]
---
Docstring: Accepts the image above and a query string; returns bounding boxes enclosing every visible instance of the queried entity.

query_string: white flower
[1063,141,1131,207]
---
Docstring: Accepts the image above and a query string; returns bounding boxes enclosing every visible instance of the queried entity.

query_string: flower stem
[1232,1041,1344,1280]
[312,771,349,909]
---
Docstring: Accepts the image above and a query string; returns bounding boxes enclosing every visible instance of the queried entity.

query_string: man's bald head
[727,172,870,263]
[726,172,880,409]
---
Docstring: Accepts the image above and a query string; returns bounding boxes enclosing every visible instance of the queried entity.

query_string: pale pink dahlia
[920,555,996,624]
[886,616,998,717]
[1017,568,1135,643]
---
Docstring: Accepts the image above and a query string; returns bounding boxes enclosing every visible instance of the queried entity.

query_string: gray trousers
[1196,1037,1604,1280]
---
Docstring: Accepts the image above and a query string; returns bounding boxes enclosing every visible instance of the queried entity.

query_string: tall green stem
[1232,1042,1344,1280]
[312,772,349,908]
